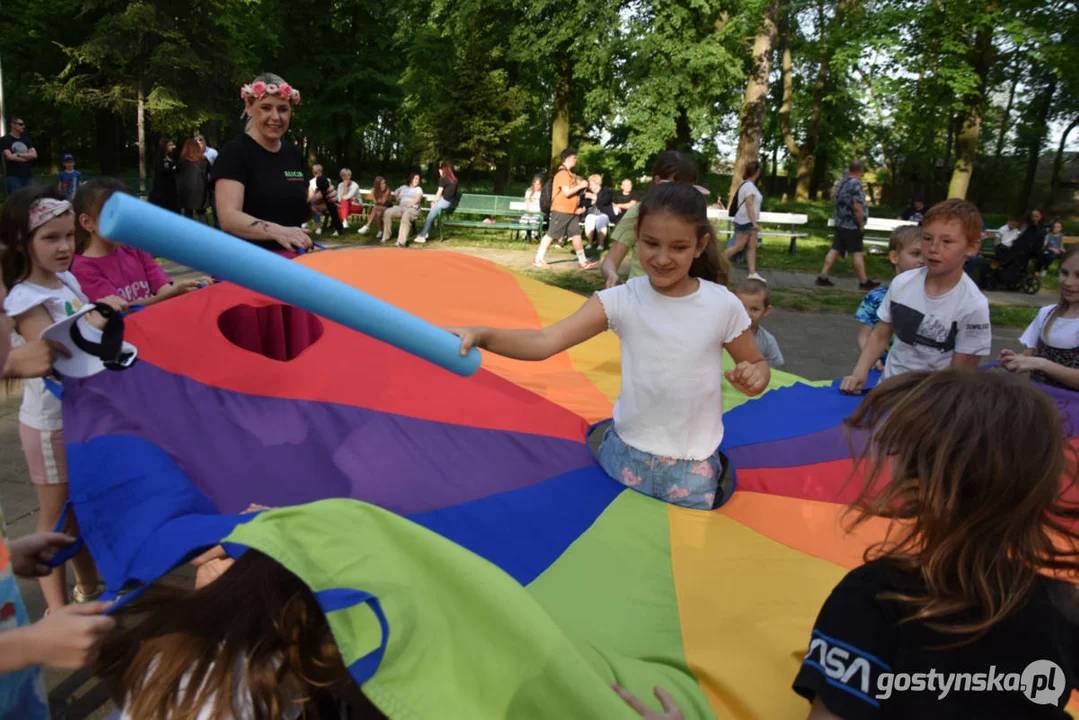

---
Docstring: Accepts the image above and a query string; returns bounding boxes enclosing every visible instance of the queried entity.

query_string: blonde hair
[340,168,352,179]
[588,174,602,185]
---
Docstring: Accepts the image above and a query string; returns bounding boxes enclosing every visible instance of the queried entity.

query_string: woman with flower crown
[211,73,330,357]
[212,73,335,255]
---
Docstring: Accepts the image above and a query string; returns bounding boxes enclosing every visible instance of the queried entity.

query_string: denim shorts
[734,221,754,233]
[595,426,733,510]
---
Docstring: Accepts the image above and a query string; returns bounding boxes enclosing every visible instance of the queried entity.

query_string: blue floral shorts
[595,426,733,510]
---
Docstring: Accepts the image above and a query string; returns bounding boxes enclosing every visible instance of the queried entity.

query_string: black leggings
[320,203,345,234]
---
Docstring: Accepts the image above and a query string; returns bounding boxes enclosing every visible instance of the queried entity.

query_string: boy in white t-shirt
[841,199,991,393]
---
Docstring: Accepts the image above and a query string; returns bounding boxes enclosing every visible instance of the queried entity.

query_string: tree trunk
[729,0,779,207]
[779,10,829,202]
[550,56,572,174]
[994,63,1020,160]
[769,141,779,195]
[947,24,993,199]
[493,145,512,194]
[668,107,693,153]
[1045,116,1078,214]
[1015,78,1055,214]
[137,85,147,197]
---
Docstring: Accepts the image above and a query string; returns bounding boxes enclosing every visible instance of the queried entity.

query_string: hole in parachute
[218,304,324,362]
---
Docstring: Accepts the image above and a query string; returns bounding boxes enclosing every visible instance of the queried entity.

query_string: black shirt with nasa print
[212,133,310,250]
[793,559,1079,718]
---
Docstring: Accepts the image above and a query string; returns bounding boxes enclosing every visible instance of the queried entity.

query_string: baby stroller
[981,231,1042,294]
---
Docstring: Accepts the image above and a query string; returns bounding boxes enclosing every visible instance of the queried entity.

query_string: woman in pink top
[71,178,210,304]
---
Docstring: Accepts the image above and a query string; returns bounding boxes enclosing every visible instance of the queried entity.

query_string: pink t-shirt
[71,246,172,303]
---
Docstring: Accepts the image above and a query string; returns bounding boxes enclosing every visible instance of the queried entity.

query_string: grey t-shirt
[755,325,784,368]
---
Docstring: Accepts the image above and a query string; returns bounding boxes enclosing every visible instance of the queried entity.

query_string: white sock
[576,249,587,265]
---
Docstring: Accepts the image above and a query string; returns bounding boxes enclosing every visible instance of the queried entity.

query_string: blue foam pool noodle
[97,193,481,377]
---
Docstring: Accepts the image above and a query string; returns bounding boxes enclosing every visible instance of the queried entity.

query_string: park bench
[437,194,537,241]
[343,188,440,226]
[827,217,917,253]
[709,209,810,254]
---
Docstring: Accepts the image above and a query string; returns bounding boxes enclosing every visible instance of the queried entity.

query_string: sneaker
[332,231,340,237]
[859,279,881,290]
[532,260,552,269]
[377,233,385,242]
[315,228,323,235]
[342,221,349,229]
[358,225,370,234]
[579,260,600,270]
[396,242,407,248]
[815,276,834,287]
[414,235,427,244]
[747,272,766,282]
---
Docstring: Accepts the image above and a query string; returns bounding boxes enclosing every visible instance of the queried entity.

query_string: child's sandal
[73,583,106,604]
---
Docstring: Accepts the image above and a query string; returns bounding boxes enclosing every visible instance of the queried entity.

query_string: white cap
[41,304,138,378]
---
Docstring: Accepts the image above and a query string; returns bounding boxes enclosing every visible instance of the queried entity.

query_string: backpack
[730,181,750,218]
[539,178,554,215]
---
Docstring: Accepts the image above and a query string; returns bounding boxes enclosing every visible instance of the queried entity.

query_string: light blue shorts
[595,426,733,510]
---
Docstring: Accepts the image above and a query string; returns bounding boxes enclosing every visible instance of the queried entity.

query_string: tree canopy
[1,0,1076,211]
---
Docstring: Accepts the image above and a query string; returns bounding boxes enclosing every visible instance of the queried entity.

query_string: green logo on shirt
[283,171,304,179]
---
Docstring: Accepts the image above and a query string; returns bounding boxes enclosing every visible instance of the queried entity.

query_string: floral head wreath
[240,80,301,105]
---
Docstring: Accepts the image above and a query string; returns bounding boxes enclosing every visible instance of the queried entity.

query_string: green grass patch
[989,304,1039,328]
[769,287,864,315]
[768,286,1037,328]
[523,270,605,296]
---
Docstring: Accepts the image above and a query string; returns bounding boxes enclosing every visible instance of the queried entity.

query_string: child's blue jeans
[596,426,731,510]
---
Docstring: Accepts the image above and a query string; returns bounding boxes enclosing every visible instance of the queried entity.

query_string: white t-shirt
[998,224,1021,248]
[596,277,751,460]
[877,267,991,379]
[1021,305,1079,350]
[732,180,763,225]
[3,273,88,430]
[395,185,423,207]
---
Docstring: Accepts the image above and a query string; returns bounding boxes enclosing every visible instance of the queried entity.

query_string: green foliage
[0,0,1075,217]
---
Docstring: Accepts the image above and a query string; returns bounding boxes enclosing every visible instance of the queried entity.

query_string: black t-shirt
[0,133,35,178]
[901,205,925,222]
[595,187,616,222]
[612,191,639,223]
[439,176,459,206]
[793,559,1079,719]
[212,133,309,248]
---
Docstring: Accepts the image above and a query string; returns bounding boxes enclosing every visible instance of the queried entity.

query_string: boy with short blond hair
[735,278,784,368]
[854,225,925,371]
[841,199,990,394]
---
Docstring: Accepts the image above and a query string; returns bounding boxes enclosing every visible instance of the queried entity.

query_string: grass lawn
[768,287,1039,328]
[332,224,1041,328]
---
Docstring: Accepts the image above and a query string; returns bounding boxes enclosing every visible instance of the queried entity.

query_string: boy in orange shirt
[534,148,600,271]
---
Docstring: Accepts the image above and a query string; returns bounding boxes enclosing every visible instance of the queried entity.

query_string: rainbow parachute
[62,249,1079,718]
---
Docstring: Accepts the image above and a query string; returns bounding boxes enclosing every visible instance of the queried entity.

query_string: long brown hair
[1043,245,1079,341]
[372,176,390,203]
[0,184,69,291]
[97,549,384,719]
[843,369,1079,639]
[180,138,204,163]
[636,182,729,286]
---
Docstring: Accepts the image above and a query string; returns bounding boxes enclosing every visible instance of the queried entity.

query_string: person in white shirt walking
[724,161,765,282]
